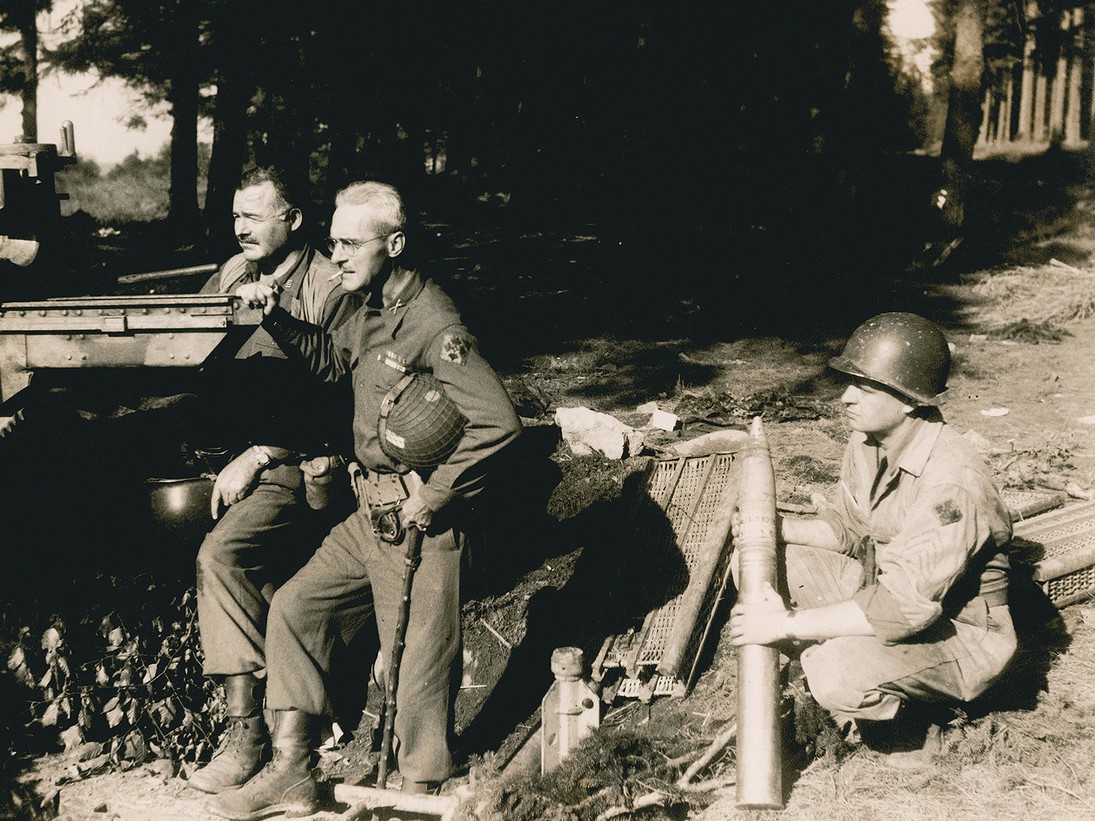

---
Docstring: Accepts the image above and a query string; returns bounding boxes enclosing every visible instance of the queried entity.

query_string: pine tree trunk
[166,2,201,236]
[979,88,992,145]
[1017,30,1036,140]
[939,0,986,231]
[1066,7,1084,143]
[167,81,201,235]
[1088,3,1095,144]
[203,5,254,252]
[13,0,37,142]
[1004,72,1015,142]
[264,38,314,192]
[1049,10,1070,143]
[1035,69,1048,140]
[204,78,252,254]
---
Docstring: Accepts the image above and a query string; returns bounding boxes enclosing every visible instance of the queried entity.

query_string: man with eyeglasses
[188,166,361,796]
[205,181,520,818]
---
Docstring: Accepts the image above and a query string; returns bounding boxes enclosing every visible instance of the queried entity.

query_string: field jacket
[265,271,521,514]
[818,417,1013,645]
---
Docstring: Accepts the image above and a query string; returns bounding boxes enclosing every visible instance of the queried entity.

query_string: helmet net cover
[828,312,951,405]
[379,372,467,470]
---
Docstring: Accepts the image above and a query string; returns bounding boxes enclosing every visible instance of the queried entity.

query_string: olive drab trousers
[196,465,320,677]
[265,502,463,784]
[784,544,1016,728]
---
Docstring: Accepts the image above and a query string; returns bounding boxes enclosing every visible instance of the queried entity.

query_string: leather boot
[881,722,942,770]
[206,709,320,820]
[189,674,269,794]
[858,703,945,771]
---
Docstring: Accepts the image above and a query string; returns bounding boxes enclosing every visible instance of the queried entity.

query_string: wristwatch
[251,445,272,468]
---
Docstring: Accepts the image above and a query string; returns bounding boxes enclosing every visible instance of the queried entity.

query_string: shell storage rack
[593,451,740,701]
[1013,499,1095,608]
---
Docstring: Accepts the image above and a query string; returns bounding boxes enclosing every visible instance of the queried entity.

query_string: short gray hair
[334,181,406,234]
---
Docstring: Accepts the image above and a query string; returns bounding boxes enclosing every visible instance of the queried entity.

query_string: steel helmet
[379,372,467,470]
[829,312,951,405]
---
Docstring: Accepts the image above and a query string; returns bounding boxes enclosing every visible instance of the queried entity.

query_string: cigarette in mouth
[328,272,343,281]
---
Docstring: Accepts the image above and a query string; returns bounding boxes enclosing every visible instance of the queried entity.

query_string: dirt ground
[9,256,1094,821]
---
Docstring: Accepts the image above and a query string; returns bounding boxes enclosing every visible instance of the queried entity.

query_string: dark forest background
[1,2,1093,340]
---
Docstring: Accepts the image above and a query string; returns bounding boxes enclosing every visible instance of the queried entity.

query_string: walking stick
[377,525,424,789]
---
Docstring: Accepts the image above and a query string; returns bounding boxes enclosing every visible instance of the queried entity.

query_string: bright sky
[0,74,173,168]
[889,0,936,40]
[888,0,938,94]
[0,0,174,168]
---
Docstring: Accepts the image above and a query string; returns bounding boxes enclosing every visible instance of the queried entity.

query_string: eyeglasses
[326,234,389,254]
[233,209,291,225]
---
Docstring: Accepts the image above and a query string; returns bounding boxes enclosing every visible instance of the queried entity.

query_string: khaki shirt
[818,417,1012,645]
[198,245,361,455]
[200,244,359,352]
[267,271,521,512]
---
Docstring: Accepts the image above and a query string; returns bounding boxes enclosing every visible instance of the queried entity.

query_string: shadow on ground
[456,454,690,761]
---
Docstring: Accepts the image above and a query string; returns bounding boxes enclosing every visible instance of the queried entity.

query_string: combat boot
[189,674,269,794]
[206,709,320,820]
[857,703,946,771]
[881,722,943,770]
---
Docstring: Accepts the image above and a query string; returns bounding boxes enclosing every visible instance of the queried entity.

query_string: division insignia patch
[934,499,963,526]
[440,333,470,365]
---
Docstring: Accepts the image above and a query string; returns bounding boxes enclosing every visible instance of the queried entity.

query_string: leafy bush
[3,587,224,776]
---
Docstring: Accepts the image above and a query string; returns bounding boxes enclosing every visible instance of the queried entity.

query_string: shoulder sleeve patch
[934,499,963,526]
[440,333,471,365]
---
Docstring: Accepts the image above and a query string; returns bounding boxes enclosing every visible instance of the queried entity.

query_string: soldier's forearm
[265,307,348,382]
[785,599,875,642]
[251,445,297,464]
[780,516,842,551]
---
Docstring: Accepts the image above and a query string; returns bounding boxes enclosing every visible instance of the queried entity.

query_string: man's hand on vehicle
[236,282,280,315]
[0,410,23,439]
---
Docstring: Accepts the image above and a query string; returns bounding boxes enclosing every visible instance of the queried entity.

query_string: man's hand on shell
[729,580,792,646]
[731,507,786,545]
[730,507,742,541]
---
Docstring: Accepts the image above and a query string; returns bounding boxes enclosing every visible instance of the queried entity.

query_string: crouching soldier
[729,312,1016,767]
[206,181,521,819]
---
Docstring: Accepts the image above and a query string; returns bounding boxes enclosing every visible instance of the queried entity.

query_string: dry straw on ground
[694,605,1095,821]
[964,259,1095,329]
